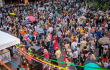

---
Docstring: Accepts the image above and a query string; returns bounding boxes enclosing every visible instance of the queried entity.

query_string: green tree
[88,0,110,11]
[96,0,102,4]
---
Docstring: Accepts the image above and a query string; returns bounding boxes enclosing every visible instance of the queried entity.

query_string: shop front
[4,0,29,4]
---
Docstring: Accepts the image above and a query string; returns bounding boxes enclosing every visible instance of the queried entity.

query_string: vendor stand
[0,49,11,64]
[0,31,20,66]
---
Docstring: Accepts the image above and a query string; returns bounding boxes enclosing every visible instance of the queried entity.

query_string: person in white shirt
[72,49,78,63]
[71,39,78,51]
[67,49,73,57]
[102,45,108,50]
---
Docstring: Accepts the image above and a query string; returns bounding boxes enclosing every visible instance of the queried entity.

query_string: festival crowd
[0,0,110,70]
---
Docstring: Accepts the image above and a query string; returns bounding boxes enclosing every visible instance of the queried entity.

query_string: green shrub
[87,1,110,12]
[102,5,108,11]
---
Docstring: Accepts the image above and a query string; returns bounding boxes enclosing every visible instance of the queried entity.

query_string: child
[104,60,109,68]
[28,45,32,53]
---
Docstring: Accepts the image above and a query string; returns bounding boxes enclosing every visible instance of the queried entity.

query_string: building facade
[0,0,29,5]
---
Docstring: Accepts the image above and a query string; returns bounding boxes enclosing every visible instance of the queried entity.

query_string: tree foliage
[87,0,110,11]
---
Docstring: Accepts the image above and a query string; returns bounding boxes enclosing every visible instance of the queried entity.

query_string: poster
[0,51,11,64]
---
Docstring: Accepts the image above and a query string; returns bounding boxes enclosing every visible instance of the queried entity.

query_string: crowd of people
[0,0,110,70]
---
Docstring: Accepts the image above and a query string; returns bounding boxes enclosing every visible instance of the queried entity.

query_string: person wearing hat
[55,47,62,60]
[67,49,73,57]
[72,49,78,64]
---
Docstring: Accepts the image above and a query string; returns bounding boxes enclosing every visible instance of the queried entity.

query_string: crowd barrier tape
[0,61,11,70]
[15,46,60,70]
[15,45,69,70]
[15,45,110,70]
[0,54,24,70]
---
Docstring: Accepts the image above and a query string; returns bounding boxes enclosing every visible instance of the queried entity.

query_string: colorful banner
[15,45,69,70]
[16,47,59,70]
[0,54,24,70]
[0,51,11,64]
[0,61,11,70]
[15,45,110,70]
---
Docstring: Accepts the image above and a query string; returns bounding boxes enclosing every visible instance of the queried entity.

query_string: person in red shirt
[20,63,26,69]
[64,55,68,67]
[42,49,49,61]
[102,54,108,62]
[53,40,58,53]
[58,19,61,24]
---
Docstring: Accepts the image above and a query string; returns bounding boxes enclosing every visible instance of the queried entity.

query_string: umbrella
[84,63,100,70]
[98,37,110,45]
[38,7,45,10]
[55,12,59,15]
[64,16,70,19]
[79,16,86,20]
[23,20,29,25]
[9,13,16,16]
[36,28,44,33]
[89,11,95,14]
[35,25,44,33]
[84,60,96,65]
[26,16,29,19]
[44,3,49,5]
[28,16,35,22]
[47,27,53,33]
[64,37,71,43]
[31,45,41,51]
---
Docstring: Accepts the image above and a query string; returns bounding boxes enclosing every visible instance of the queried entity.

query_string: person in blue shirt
[49,42,53,53]
[31,34,35,42]
[91,32,95,38]
[28,34,32,40]
[96,29,101,40]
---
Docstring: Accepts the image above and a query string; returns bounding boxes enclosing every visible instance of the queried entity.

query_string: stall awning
[0,31,20,50]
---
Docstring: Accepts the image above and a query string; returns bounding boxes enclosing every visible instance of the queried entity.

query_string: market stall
[0,31,20,63]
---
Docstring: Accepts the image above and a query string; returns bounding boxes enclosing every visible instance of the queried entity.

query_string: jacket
[107,51,110,59]
[80,41,87,52]
[59,37,63,43]
[53,40,57,50]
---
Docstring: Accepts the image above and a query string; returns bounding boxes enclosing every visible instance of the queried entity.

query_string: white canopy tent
[0,31,20,50]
